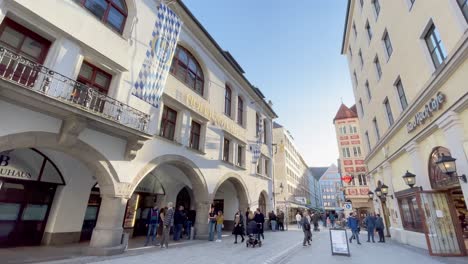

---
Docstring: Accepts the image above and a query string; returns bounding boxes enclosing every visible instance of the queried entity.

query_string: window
[77,61,112,94]
[237,145,244,167]
[353,146,362,157]
[458,0,468,22]
[353,22,357,39]
[189,121,201,150]
[384,97,394,126]
[365,21,373,40]
[263,119,268,144]
[256,113,260,136]
[237,97,243,125]
[224,85,232,116]
[342,148,351,158]
[398,194,424,233]
[373,117,380,140]
[74,0,127,33]
[365,131,371,151]
[424,24,447,69]
[223,138,230,162]
[353,71,358,86]
[365,81,371,101]
[359,98,364,116]
[395,79,409,111]
[264,159,269,176]
[383,30,393,58]
[170,46,204,96]
[374,56,382,80]
[373,0,381,17]
[360,0,364,8]
[349,46,353,57]
[160,106,177,140]
[257,157,262,174]
[358,174,367,185]
[358,49,364,68]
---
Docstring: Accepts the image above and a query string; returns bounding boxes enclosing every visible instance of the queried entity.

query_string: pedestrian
[186,209,196,240]
[246,211,258,239]
[270,210,277,232]
[215,210,224,242]
[364,212,376,243]
[375,214,385,243]
[173,205,185,241]
[312,211,320,231]
[277,209,284,231]
[330,212,336,228]
[144,204,159,246]
[254,208,265,240]
[347,212,361,245]
[245,207,250,227]
[208,207,216,241]
[232,210,245,244]
[301,211,312,246]
[296,212,302,229]
[161,202,174,248]
[322,213,327,227]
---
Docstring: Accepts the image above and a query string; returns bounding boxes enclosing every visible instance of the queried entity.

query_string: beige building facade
[333,103,374,219]
[342,0,468,256]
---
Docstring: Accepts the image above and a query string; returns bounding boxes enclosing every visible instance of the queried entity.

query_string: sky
[183,0,355,167]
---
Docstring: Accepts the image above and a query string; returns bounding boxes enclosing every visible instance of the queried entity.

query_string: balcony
[0,46,150,136]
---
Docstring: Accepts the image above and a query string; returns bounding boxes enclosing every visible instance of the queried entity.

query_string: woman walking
[232,210,245,243]
[215,210,224,242]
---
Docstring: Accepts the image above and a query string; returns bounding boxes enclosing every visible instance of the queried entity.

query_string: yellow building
[341,0,468,256]
[333,103,374,220]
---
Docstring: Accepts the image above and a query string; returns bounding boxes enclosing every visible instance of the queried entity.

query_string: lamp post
[435,154,467,183]
[402,171,416,188]
[375,184,391,237]
[367,191,374,200]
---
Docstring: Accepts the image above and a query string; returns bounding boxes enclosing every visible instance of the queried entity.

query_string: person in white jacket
[296,212,302,229]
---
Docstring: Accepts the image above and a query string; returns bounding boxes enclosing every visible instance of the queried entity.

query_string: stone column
[88,192,129,255]
[436,111,468,208]
[194,201,210,239]
[382,162,403,228]
[405,141,431,190]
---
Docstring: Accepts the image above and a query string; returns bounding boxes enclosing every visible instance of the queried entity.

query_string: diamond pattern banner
[252,117,263,163]
[132,3,182,108]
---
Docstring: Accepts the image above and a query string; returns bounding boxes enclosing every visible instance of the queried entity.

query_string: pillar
[436,111,468,209]
[88,194,129,255]
[194,201,210,239]
[405,141,431,190]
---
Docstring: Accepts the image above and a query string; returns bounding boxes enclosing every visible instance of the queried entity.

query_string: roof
[177,0,278,118]
[273,122,283,129]
[340,0,352,54]
[309,167,328,181]
[349,104,357,114]
[333,103,358,122]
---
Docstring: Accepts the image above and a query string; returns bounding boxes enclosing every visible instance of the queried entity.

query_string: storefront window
[398,194,424,233]
[21,204,48,221]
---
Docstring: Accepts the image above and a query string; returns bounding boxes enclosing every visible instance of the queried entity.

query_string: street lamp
[368,191,374,200]
[402,170,416,188]
[375,187,382,197]
[436,154,467,183]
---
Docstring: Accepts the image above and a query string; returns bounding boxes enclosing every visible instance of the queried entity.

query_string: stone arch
[211,173,251,211]
[0,131,119,194]
[131,154,209,203]
[121,0,137,39]
[258,190,270,215]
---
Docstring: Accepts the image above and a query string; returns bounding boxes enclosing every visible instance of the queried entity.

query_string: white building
[0,0,277,255]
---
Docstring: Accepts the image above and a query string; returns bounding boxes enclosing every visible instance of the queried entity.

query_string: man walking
[364,213,376,243]
[161,202,174,248]
[254,208,265,240]
[186,209,196,240]
[348,212,361,245]
[296,212,302,229]
[173,205,185,241]
[301,211,312,246]
[269,210,277,232]
[144,204,159,246]
[277,209,285,231]
[329,212,336,228]
[375,214,385,243]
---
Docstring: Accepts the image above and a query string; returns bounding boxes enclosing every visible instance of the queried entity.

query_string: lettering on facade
[0,155,32,180]
[177,91,245,138]
[407,92,445,133]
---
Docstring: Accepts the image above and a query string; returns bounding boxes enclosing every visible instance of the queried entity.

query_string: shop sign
[0,154,33,180]
[341,175,353,184]
[175,90,245,138]
[294,197,307,204]
[407,92,445,133]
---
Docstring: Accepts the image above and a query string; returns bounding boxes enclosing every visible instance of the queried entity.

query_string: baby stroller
[246,220,262,248]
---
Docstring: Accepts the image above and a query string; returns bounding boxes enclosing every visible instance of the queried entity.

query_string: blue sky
[183,0,355,167]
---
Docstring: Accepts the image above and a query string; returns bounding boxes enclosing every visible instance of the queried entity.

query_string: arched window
[74,0,128,33]
[170,46,205,96]
[428,146,459,189]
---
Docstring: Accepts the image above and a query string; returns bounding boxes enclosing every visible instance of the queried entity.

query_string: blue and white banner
[252,117,263,163]
[132,3,182,108]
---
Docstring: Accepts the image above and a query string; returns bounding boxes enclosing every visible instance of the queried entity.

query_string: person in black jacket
[186,209,196,240]
[254,208,265,240]
[173,206,185,241]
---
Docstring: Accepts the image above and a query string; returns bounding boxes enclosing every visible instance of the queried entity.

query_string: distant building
[311,165,344,213]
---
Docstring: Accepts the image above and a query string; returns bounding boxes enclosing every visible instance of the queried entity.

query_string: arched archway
[259,191,267,216]
[176,187,192,210]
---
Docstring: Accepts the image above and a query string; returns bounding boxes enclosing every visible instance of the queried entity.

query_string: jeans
[367,227,375,242]
[303,230,312,245]
[216,223,222,240]
[186,221,192,240]
[172,224,182,241]
[330,220,335,228]
[297,221,301,229]
[208,221,216,241]
[350,229,360,243]
[271,220,277,232]
[161,225,170,248]
[377,228,385,242]
[278,221,284,231]
[145,223,158,246]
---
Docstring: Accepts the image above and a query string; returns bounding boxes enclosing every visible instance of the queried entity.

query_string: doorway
[176,187,191,210]
[449,188,467,252]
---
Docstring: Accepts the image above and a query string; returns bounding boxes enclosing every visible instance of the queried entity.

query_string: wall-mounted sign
[294,196,307,204]
[407,92,445,133]
[176,90,245,139]
[341,175,354,184]
[0,154,33,180]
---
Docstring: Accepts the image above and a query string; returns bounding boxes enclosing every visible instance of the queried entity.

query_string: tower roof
[334,103,358,122]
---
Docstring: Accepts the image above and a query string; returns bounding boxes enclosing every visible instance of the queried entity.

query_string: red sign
[341,175,354,184]
[343,160,353,165]
[355,160,365,165]
[340,141,350,145]
[351,140,360,144]
[344,167,355,173]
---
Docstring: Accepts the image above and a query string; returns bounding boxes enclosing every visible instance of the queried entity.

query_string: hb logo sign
[0,155,10,166]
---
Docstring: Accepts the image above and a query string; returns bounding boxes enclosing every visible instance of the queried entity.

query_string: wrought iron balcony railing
[0,47,149,133]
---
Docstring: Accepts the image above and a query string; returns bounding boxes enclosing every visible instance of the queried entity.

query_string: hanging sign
[329,228,351,256]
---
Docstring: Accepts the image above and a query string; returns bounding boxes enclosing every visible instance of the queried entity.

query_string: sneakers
[215,239,222,242]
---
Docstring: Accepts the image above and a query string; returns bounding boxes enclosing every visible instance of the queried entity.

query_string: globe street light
[402,170,416,188]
